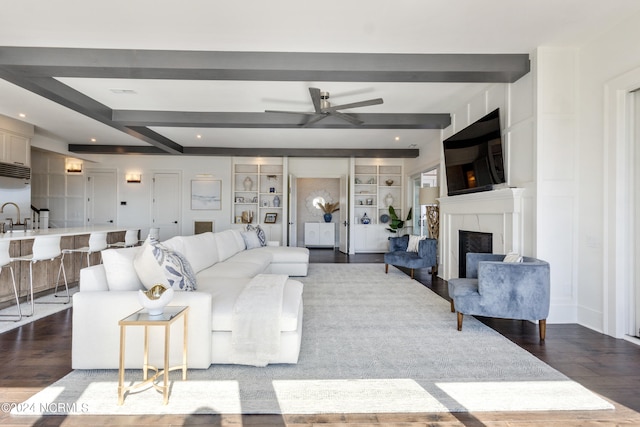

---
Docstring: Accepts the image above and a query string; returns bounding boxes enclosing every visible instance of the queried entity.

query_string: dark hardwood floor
[1,248,640,426]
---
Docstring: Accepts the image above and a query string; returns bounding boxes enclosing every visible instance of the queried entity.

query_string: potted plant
[317,201,340,223]
[386,206,412,234]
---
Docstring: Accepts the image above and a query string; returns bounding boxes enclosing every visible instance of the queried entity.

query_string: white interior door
[288,174,297,247]
[339,174,349,253]
[86,169,116,226]
[152,172,181,241]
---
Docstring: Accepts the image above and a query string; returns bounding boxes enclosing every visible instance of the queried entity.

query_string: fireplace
[437,187,525,280]
[458,230,492,277]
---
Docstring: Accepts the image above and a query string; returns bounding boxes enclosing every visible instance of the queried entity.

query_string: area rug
[0,287,78,335]
[14,264,613,415]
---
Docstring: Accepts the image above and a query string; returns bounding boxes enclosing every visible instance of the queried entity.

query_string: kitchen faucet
[0,202,29,231]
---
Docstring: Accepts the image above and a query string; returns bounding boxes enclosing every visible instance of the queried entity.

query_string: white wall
[575,10,640,335]
[32,151,233,235]
[288,157,349,178]
[534,47,580,323]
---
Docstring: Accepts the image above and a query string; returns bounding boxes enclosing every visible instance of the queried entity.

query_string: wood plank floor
[1,249,640,426]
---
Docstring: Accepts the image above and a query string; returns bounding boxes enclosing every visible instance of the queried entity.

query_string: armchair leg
[539,319,547,341]
[410,269,414,279]
[457,312,463,331]
[450,299,455,313]
[385,264,389,274]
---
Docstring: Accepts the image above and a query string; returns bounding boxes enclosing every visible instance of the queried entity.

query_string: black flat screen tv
[443,108,505,196]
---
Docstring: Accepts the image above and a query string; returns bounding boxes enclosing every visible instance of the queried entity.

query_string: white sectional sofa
[72,229,309,369]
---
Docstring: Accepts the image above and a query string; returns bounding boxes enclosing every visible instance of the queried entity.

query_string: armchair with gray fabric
[448,253,550,340]
[384,235,437,279]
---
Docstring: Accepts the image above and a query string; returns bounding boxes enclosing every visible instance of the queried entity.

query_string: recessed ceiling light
[18,113,26,118]
[109,89,137,95]
[196,134,202,139]
[90,138,97,142]
[395,136,400,141]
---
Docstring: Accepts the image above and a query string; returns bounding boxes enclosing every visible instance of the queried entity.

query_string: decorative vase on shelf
[323,213,332,223]
[361,213,371,224]
[243,176,253,191]
[273,195,280,207]
[385,193,394,207]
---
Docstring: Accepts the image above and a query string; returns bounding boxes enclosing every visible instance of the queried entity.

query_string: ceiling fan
[265,87,383,126]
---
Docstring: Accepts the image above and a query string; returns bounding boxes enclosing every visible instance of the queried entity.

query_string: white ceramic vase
[385,193,394,207]
[243,176,253,191]
[138,284,174,316]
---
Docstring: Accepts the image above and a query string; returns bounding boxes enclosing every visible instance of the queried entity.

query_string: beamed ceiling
[2,1,640,159]
[0,47,529,158]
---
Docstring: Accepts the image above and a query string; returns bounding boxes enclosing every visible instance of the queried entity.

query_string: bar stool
[11,235,69,317]
[0,240,21,322]
[148,227,160,241]
[108,229,140,248]
[62,231,108,268]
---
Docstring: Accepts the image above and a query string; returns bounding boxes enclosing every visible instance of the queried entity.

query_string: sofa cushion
[197,278,303,332]
[133,240,197,291]
[227,248,273,268]
[177,232,219,273]
[101,246,144,291]
[259,246,310,264]
[202,261,267,279]
[214,229,246,262]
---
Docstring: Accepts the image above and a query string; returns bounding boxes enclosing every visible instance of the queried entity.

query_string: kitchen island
[0,226,129,309]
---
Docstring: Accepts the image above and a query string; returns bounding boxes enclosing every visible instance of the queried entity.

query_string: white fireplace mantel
[439,187,526,280]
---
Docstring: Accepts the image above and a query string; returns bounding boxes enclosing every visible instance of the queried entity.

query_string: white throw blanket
[231,274,288,366]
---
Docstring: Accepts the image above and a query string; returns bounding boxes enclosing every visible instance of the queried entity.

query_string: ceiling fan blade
[329,110,363,126]
[323,98,383,112]
[309,87,322,113]
[302,113,329,127]
[265,109,317,115]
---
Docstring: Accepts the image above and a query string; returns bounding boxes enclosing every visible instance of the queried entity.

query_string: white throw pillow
[102,247,144,291]
[406,235,426,253]
[133,240,197,291]
[503,252,523,263]
[246,224,267,246]
[241,230,263,249]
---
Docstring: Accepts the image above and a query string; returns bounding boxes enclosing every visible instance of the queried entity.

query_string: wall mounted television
[443,108,505,196]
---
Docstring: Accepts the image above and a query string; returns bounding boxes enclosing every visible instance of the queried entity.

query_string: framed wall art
[264,212,278,224]
[191,180,221,210]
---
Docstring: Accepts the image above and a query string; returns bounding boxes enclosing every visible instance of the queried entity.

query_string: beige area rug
[14,264,613,415]
[0,287,78,335]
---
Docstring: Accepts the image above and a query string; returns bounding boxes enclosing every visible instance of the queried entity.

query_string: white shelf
[233,162,283,227]
[352,163,403,252]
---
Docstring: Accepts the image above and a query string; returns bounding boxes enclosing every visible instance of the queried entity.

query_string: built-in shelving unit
[352,161,404,253]
[353,164,402,225]
[232,159,285,244]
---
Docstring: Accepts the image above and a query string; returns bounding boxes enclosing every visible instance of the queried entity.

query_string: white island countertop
[0,225,127,241]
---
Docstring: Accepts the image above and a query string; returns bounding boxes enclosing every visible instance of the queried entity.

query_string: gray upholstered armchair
[384,235,437,279]
[448,253,550,340]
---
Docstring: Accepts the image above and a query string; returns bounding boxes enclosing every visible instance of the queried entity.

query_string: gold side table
[118,305,189,405]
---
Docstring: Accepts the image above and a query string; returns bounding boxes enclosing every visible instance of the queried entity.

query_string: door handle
[173,221,178,224]
[343,221,349,226]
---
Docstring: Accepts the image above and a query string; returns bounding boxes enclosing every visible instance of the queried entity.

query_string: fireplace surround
[439,187,527,280]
